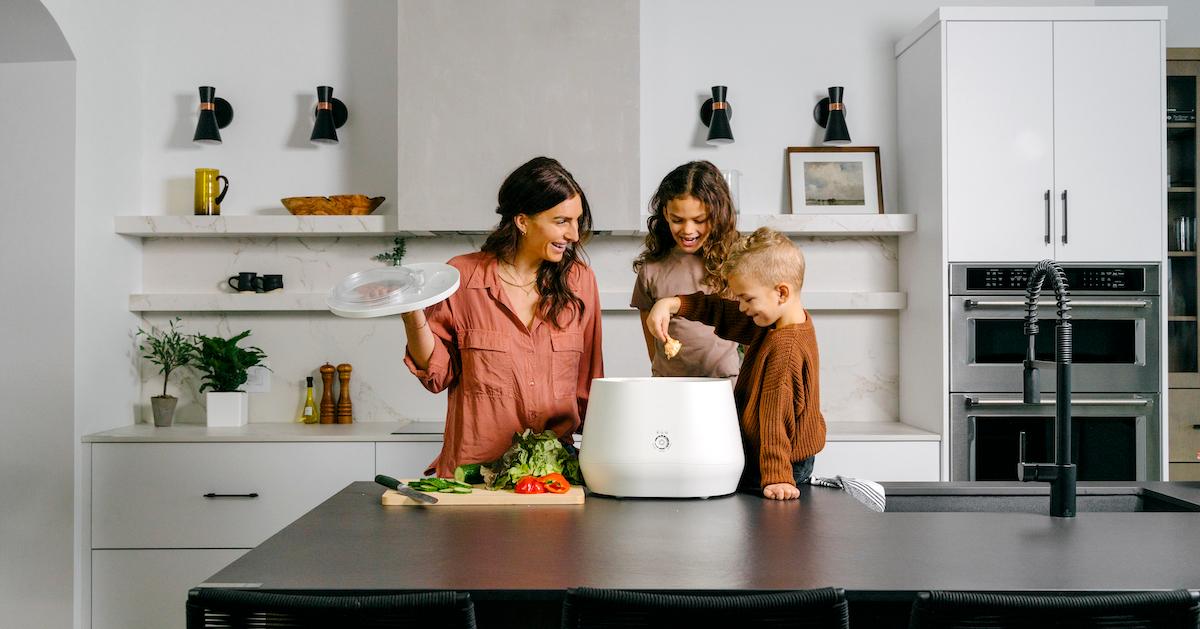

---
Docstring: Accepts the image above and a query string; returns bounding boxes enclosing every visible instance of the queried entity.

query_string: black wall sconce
[192,86,233,144]
[310,85,348,144]
[699,85,734,145]
[813,86,851,145]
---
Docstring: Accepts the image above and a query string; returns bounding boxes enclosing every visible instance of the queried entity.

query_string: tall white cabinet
[927,9,1166,263]
[895,7,1167,478]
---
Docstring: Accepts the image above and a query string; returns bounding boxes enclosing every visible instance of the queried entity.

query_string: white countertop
[82,420,446,443]
[82,420,939,443]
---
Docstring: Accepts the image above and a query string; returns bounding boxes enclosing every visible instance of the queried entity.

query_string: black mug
[260,274,284,292]
[228,272,258,292]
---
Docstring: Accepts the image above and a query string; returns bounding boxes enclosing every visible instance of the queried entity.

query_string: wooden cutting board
[380,483,585,506]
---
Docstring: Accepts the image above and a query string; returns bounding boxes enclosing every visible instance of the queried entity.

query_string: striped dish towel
[810,475,886,512]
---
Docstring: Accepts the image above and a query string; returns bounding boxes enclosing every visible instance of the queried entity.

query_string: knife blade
[375,474,439,505]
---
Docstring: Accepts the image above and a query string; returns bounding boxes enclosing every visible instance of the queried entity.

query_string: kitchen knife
[374,474,439,505]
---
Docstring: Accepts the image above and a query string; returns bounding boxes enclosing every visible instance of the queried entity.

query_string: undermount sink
[883,486,1200,514]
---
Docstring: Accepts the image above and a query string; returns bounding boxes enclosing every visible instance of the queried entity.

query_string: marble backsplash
[136,233,899,425]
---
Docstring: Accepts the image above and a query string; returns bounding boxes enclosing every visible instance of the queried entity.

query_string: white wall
[138,1,397,216]
[639,0,1093,217]
[1096,0,1200,46]
[0,55,75,629]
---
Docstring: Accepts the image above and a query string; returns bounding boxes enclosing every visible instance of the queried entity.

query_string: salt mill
[319,363,336,424]
[336,363,353,424]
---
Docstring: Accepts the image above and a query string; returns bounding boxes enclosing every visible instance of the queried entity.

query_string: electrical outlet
[243,364,271,393]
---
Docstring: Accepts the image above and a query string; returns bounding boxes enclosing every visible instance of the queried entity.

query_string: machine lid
[327,262,460,318]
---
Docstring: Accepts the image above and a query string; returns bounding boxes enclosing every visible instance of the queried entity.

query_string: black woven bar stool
[561,587,849,628]
[186,588,476,628]
[908,590,1200,629]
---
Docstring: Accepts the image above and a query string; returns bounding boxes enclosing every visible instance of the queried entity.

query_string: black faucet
[1017,259,1076,518]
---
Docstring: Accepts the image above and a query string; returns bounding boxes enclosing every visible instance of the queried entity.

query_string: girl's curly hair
[633,161,738,294]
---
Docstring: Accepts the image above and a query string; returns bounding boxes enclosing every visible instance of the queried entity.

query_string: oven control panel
[963,266,1147,293]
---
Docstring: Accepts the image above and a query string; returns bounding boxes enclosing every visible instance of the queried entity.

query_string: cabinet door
[93,442,374,549]
[1053,20,1163,262]
[92,549,247,629]
[376,441,444,478]
[812,441,941,481]
[946,21,1055,262]
[1168,388,1200,463]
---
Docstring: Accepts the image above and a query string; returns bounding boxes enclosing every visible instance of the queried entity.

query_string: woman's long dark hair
[481,156,593,328]
[633,161,738,295]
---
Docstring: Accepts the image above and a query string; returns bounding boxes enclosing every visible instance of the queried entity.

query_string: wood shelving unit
[1167,50,1200,480]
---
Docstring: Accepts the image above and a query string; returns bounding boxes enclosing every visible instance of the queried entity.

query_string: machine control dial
[652,432,671,451]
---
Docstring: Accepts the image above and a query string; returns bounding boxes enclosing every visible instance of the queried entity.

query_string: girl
[631,160,740,378]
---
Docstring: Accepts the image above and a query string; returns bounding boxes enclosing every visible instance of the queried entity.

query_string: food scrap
[664,336,682,359]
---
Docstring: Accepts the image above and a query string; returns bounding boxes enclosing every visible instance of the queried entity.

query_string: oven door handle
[965,396,1150,407]
[963,299,1150,309]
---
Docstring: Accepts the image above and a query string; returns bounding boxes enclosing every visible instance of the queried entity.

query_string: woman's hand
[762,483,800,500]
[645,297,680,343]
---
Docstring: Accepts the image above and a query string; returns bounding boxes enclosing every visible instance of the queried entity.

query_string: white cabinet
[942,17,1163,263]
[93,442,374,549]
[813,441,941,482]
[92,549,246,629]
[946,21,1055,263]
[376,441,443,478]
[90,441,373,629]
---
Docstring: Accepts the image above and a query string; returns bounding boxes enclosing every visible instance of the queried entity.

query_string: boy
[646,227,825,500]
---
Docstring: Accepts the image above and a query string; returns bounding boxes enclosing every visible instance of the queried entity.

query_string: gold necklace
[498,263,537,295]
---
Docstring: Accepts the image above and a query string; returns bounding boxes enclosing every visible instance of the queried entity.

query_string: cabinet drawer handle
[1044,190,1051,245]
[1060,189,1068,244]
[1193,425,1200,430]
[203,492,260,499]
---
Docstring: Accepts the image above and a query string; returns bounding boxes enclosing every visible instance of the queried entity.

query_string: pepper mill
[336,363,353,424]
[319,363,336,424]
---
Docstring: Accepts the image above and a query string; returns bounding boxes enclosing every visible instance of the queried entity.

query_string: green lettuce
[481,429,583,490]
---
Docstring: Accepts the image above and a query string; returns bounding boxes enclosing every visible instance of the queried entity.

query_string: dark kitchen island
[197,481,1200,628]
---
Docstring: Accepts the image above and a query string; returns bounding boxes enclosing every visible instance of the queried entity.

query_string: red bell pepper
[514,475,546,494]
[538,473,571,494]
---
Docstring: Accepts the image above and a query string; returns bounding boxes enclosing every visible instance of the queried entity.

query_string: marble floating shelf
[129,291,906,313]
[734,213,916,235]
[115,214,916,237]
[115,215,395,237]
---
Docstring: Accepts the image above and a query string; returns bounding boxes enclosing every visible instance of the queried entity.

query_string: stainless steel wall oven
[949,264,1162,481]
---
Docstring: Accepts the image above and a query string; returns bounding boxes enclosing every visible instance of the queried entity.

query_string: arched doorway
[0,2,76,627]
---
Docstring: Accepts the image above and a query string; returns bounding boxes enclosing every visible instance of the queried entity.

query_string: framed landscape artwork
[786,146,883,214]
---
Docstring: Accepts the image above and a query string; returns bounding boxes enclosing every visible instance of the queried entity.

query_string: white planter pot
[206,391,248,427]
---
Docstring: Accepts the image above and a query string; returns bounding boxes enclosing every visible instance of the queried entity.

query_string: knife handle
[375,474,401,490]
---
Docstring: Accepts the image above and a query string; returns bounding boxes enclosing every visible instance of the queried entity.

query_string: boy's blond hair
[721,227,806,291]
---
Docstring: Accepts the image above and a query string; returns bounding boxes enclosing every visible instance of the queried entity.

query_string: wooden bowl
[281,195,385,216]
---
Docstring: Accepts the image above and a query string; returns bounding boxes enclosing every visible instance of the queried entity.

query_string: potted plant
[190,329,268,427]
[136,317,194,427]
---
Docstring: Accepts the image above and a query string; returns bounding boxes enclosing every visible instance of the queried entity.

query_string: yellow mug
[194,168,230,216]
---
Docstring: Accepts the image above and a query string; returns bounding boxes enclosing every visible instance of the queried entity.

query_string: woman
[403,157,604,477]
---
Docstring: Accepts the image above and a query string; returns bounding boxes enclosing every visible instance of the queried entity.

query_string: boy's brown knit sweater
[676,292,826,487]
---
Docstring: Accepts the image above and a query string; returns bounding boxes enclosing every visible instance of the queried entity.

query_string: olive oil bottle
[297,376,318,424]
